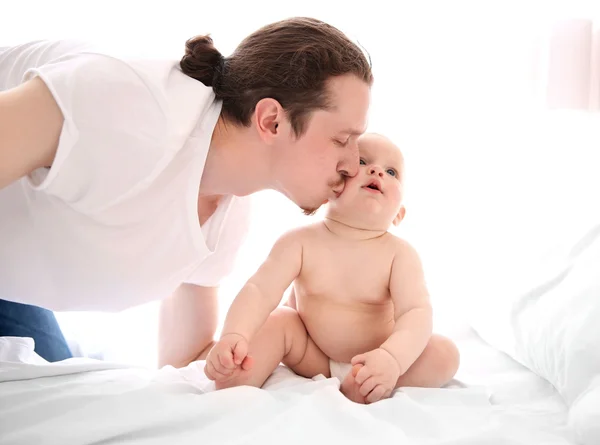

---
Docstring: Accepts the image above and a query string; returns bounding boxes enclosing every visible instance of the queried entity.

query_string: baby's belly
[297,295,395,363]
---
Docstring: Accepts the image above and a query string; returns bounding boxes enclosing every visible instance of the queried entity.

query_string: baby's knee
[270,305,300,318]
[268,306,303,331]
[265,306,306,345]
[430,334,460,377]
[269,307,311,363]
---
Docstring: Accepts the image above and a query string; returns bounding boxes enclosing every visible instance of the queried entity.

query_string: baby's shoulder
[275,222,321,245]
[384,233,422,260]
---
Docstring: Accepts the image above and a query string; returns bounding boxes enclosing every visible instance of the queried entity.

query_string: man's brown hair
[180,17,373,136]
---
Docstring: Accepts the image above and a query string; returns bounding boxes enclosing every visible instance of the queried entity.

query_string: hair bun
[180,35,224,91]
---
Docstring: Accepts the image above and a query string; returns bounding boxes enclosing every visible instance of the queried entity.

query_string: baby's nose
[369,166,384,176]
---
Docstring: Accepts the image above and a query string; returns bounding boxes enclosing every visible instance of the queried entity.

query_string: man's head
[181,17,373,213]
[326,133,406,230]
[264,74,370,215]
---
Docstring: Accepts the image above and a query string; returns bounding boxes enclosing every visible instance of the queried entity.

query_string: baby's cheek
[388,185,403,204]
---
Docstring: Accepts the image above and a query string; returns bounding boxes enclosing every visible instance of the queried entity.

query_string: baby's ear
[393,206,406,226]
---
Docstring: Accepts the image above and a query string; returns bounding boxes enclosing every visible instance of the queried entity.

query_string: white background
[3,0,599,367]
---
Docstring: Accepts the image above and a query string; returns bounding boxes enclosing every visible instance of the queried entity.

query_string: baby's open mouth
[363,181,382,192]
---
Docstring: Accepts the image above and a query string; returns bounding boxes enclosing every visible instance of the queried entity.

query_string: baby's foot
[340,364,367,404]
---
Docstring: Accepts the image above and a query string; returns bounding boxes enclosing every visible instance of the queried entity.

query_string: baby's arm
[205,231,303,381]
[380,240,432,374]
[351,240,432,402]
[221,230,303,342]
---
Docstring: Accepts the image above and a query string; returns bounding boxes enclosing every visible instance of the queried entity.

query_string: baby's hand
[350,348,401,403]
[204,333,253,382]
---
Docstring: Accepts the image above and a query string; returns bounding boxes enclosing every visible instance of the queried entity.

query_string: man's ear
[393,206,406,226]
[253,98,285,143]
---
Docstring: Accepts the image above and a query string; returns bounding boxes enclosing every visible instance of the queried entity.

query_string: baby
[205,133,460,404]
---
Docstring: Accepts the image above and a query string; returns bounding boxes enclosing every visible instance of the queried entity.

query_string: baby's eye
[386,168,397,177]
[359,158,367,166]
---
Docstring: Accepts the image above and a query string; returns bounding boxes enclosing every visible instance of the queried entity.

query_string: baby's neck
[322,217,387,240]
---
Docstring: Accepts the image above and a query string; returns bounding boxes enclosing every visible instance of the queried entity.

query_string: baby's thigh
[274,307,330,379]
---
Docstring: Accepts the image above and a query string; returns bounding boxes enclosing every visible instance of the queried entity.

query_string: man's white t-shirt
[0,40,252,312]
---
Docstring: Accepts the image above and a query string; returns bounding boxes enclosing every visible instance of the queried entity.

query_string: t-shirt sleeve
[23,52,168,213]
[184,196,253,288]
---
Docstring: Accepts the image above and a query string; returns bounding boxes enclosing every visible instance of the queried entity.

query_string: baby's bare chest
[297,239,395,304]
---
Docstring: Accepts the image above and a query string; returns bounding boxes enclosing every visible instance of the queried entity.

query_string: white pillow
[470,222,600,445]
[465,110,600,445]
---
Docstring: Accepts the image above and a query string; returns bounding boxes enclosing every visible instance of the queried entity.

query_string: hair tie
[213,56,226,88]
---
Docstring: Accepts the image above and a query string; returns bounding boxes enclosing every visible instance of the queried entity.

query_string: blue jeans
[0,299,72,362]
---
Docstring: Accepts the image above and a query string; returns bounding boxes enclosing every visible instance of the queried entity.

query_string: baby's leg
[215,306,330,390]
[394,334,460,389]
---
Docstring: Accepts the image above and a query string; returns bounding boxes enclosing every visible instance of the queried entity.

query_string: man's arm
[380,240,433,375]
[158,283,219,368]
[0,77,63,189]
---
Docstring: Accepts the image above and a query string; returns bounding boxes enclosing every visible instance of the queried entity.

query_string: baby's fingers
[354,365,373,385]
[359,376,378,397]
[366,385,387,404]
[241,355,254,371]
[204,361,215,380]
[205,359,231,382]
[232,340,248,366]
[218,348,236,370]
[351,353,366,366]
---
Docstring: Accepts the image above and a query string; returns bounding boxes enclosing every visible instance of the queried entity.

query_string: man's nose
[338,145,360,178]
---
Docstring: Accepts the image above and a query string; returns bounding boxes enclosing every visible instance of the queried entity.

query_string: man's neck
[322,216,387,240]
[199,117,273,197]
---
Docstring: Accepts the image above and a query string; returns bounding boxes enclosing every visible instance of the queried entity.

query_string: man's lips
[332,181,346,197]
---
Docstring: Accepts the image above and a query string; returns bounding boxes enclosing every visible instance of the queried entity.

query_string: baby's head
[326,133,405,231]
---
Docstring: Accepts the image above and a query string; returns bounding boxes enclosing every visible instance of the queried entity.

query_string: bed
[0,322,579,445]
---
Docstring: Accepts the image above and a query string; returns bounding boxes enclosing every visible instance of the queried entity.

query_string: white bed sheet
[451,324,577,443]
[0,327,578,445]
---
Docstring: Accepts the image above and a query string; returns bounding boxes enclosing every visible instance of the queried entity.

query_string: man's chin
[300,197,327,216]
[294,191,332,216]
[301,205,320,216]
